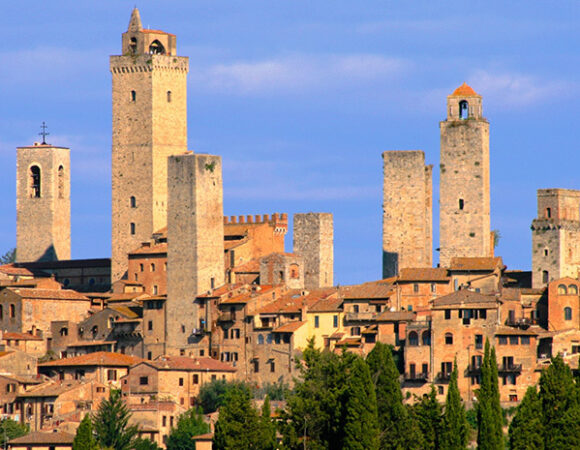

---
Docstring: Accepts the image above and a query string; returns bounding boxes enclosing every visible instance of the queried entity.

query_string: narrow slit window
[30,165,41,198]
[131,90,136,102]
[130,196,136,208]
[130,222,136,235]
[167,91,172,102]
[459,198,464,210]
[58,165,64,199]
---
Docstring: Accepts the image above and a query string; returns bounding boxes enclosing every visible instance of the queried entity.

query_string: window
[170,417,174,427]
[30,165,41,198]
[498,336,507,345]
[129,37,137,53]
[130,222,136,235]
[140,263,144,272]
[438,386,444,395]
[459,198,464,210]
[253,360,259,373]
[521,336,530,345]
[60,327,68,336]
[258,334,264,345]
[545,207,551,218]
[57,165,64,198]
[130,196,136,208]
[444,310,451,320]
[459,100,469,119]
[230,329,240,339]
[211,278,215,289]
[107,370,117,381]
[0,305,2,319]
[445,333,453,345]
[148,320,153,331]
[211,374,217,381]
[167,91,172,102]
[149,40,166,54]
[422,363,428,375]
[413,283,419,293]
[193,374,199,384]
[509,336,519,345]
[479,309,487,319]
[351,327,361,336]
[544,248,549,256]
[422,331,430,345]
[314,316,320,328]
[408,331,419,346]
[275,334,281,344]
[283,333,290,344]
[290,264,299,279]
[131,90,136,102]
[570,285,579,295]
[150,263,156,272]
[475,334,483,350]
[333,315,338,328]
[565,307,572,321]
[153,285,158,295]
[179,378,184,386]
[431,283,436,294]
[542,270,549,284]
[353,305,359,313]
[147,352,152,360]
[409,363,416,378]
[270,361,275,373]
[162,416,167,427]
[139,376,148,385]
[558,284,568,295]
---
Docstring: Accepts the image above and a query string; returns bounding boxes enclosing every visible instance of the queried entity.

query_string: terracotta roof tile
[494,326,538,336]
[233,259,261,273]
[376,310,416,321]
[150,356,236,372]
[38,352,143,368]
[9,431,75,445]
[308,296,342,312]
[450,82,480,97]
[258,288,336,314]
[272,321,306,333]
[449,257,504,272]
[340,279,395,300]
[398,268,449,282]
[128,242,167,255]
[8,288,89,301]
[18,380,90,398]
[432,289,499,308]
[2,331,43,341]
[0,264,34,276]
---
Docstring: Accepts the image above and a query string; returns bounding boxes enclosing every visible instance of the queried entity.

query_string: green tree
[166,407,210,450]
[0,248,16,265]
[73,414,98,450]
[441,360,468,450]
[411,385,442,450]
[0,418,28,448]
[93,389,139,450]
[133,437,163,450]
[198,379,252,414]
[259,396,277,450]
[342,356,379,450]
[539,354,580,449]
[508,386,543,450]
[213,385,262,450]
[476,340,503,450]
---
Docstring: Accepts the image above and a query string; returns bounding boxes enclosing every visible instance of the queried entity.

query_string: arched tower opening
[29,165,41,198]
[149,40,166,55]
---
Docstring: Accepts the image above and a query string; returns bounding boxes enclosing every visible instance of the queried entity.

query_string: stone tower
[293,213,334,288]
[382,151,432,278]
[110,8,188,281]
[531,189,580,287]
[439,83,491,268]
[166,153,225,353]
[16,142,71,263]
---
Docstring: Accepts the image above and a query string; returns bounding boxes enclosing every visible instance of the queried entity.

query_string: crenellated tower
[110,8,189,281]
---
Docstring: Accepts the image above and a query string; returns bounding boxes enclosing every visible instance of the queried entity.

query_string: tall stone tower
[16,142,71,263]
[439,83,491,268]
[110,8,188,281]
[382,151,432,278]
[531,189,580,287]
[293,213,334,288]
[166,153,225,353]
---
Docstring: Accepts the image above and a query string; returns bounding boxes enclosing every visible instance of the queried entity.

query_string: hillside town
[2,7,580,450]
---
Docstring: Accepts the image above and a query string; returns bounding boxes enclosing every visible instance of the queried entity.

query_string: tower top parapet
[446,82,484,121]
[120,8,177,57]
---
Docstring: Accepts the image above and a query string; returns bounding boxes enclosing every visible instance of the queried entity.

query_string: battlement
[110,55,189,74]
[224,213,288,226]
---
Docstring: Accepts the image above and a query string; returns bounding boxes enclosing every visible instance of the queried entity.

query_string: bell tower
[110,8,189,281]
[439,83,491,267]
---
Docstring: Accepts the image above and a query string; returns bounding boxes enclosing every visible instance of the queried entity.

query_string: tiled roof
[450,82,479,97]
[398,268,449,282]
[66,341,116,348]
[129,400,180,412]
[8,288,89,301]
[110,305,141,319]
[258,288,336,314]
[494,326,538,336]
[18,380,86,398]
[432,289,499,308]
[340,279,395,300]
[308,296,342,312]
[193,433,214,441]
[0,264,34,276]
[38,352,143,368]
[225,239,248,250]
[2,331,43,341]
[376,310,416,322]
[449,257,504,272]
[141,29,175,36]
[336,337,361,347]
[233,259,260,273]
[149,356,236,372]
[128,242,167,255]
[9,431,75,445]
[0,351,14,358]
[273,321,306,333]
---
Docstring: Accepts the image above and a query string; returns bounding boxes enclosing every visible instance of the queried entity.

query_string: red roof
[450,82,480,97]
[2,331,43,341]
[0,264,34,277]
[273,321,306,333]
[8,288,89,301]
[150,356,236,372]
[449,257,504,272]
[398,268,449,282]
[38,352,143,368]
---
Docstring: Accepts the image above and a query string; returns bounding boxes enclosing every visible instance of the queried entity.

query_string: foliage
[492,229,501,249]
[198,379,252,414]
[133,437,163,450]
[259,396,277,450]
[440,360,468,450]
[0,248,16,265]
[73,414,98,450]
[254,380,289,401]
[93,389,139,450]
[476,340,503,450]
[508,386,543,450]
[0,418,28,447]
[411,385,442,450]
[166,407,210,450]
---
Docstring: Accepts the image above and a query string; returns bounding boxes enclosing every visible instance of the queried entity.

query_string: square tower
[16,142,70,262]
[293,212,334,288]
[439,83,491,268]
[110,8,189,282]
[382,150,432,278]
[531,189,580,287]
[166,153,225,353]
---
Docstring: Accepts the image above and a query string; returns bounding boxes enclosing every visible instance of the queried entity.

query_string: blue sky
[1,1,579,284]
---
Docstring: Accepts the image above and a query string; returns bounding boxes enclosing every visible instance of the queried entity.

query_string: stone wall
[293,213,333,288]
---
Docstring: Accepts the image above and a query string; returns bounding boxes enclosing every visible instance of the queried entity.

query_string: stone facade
[439,84,491,267]
[111,9,188,282]
[259,253,304,289]
[166,153,225,353]
[16,143,70,263]
[293,213,334,288]
[531,189,580,287]
[382,151,432,278]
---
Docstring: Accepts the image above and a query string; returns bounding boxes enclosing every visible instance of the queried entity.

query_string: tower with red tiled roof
[439,83,491,267]
[110,8,189,282]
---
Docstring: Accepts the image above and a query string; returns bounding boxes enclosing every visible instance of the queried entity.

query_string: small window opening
[129,37,137,53]
[544,248,549,257]
[546,208,551,218]
[167,91,172,102]
[30,165,41,198]
[58,165,64,199]
[130,222,136,235]
[565,307,572,321]
[130,196,136,208]
[131,90,136,102]
[459,100,469,119]
[459,198,464,210]
[542,270,549,284]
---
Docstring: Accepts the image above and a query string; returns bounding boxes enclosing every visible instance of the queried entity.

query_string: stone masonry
[293,213,334,288]
[16,143,71,262]
[531,189,580,287]
[166,153,225,353]
[382,151,432,278]
[439,83,491,268]
[111,8,188,282]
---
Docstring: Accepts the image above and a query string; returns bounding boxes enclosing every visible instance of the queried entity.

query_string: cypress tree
[477,340,503,450]
[259,395,277,450]
[93,389,138,450]
[441,360,468,449]
[489,346,503,447]
[411,385,442,450]
[342,356,379,450]
[508,386,543,450]
[73,414,98,450]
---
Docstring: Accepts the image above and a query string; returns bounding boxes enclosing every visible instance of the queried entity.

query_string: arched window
[151,263,156,272]
[266,334,272,344]
[565,307,572,321]
[545,208,551,218]
[569,285,578,295]
[167,91,172,102]
[459,100,469,119]
[60,327,68,337]
[558,284,568,295]
[258,334,264,345]
[542,270,549,284]
[58,165,64,199]
[131,90,136,102]
[130,222,136,235]
[29,165,41,198]
[422,330,431,345]
[130,196,136,208]
[92,325,99,336]
[445,332,453,345]
[408,331,419,346]
[129,37,137,53]
[149,40,166,55]
[289,264,299,279]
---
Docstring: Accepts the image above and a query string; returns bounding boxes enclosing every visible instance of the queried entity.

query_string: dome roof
[451,82,479,97]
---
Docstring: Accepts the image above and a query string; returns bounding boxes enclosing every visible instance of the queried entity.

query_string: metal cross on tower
[39,121,49,145]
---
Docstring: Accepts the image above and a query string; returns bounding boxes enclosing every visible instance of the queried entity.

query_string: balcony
[505,317,537,329]
[405,372,429,382]
[345,312,377,322]
[498,363,522,373]
[436,372,451,382]
[218,312,236,323]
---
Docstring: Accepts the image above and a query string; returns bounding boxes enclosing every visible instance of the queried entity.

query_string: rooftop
[449,257,504,272]
[398,267,450,282]
[450,82,480,97]
[38,351,143,368]
[9,431,75,445]
[149,356,236,372]
[432,289,499,308]
[6,287,90,301]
